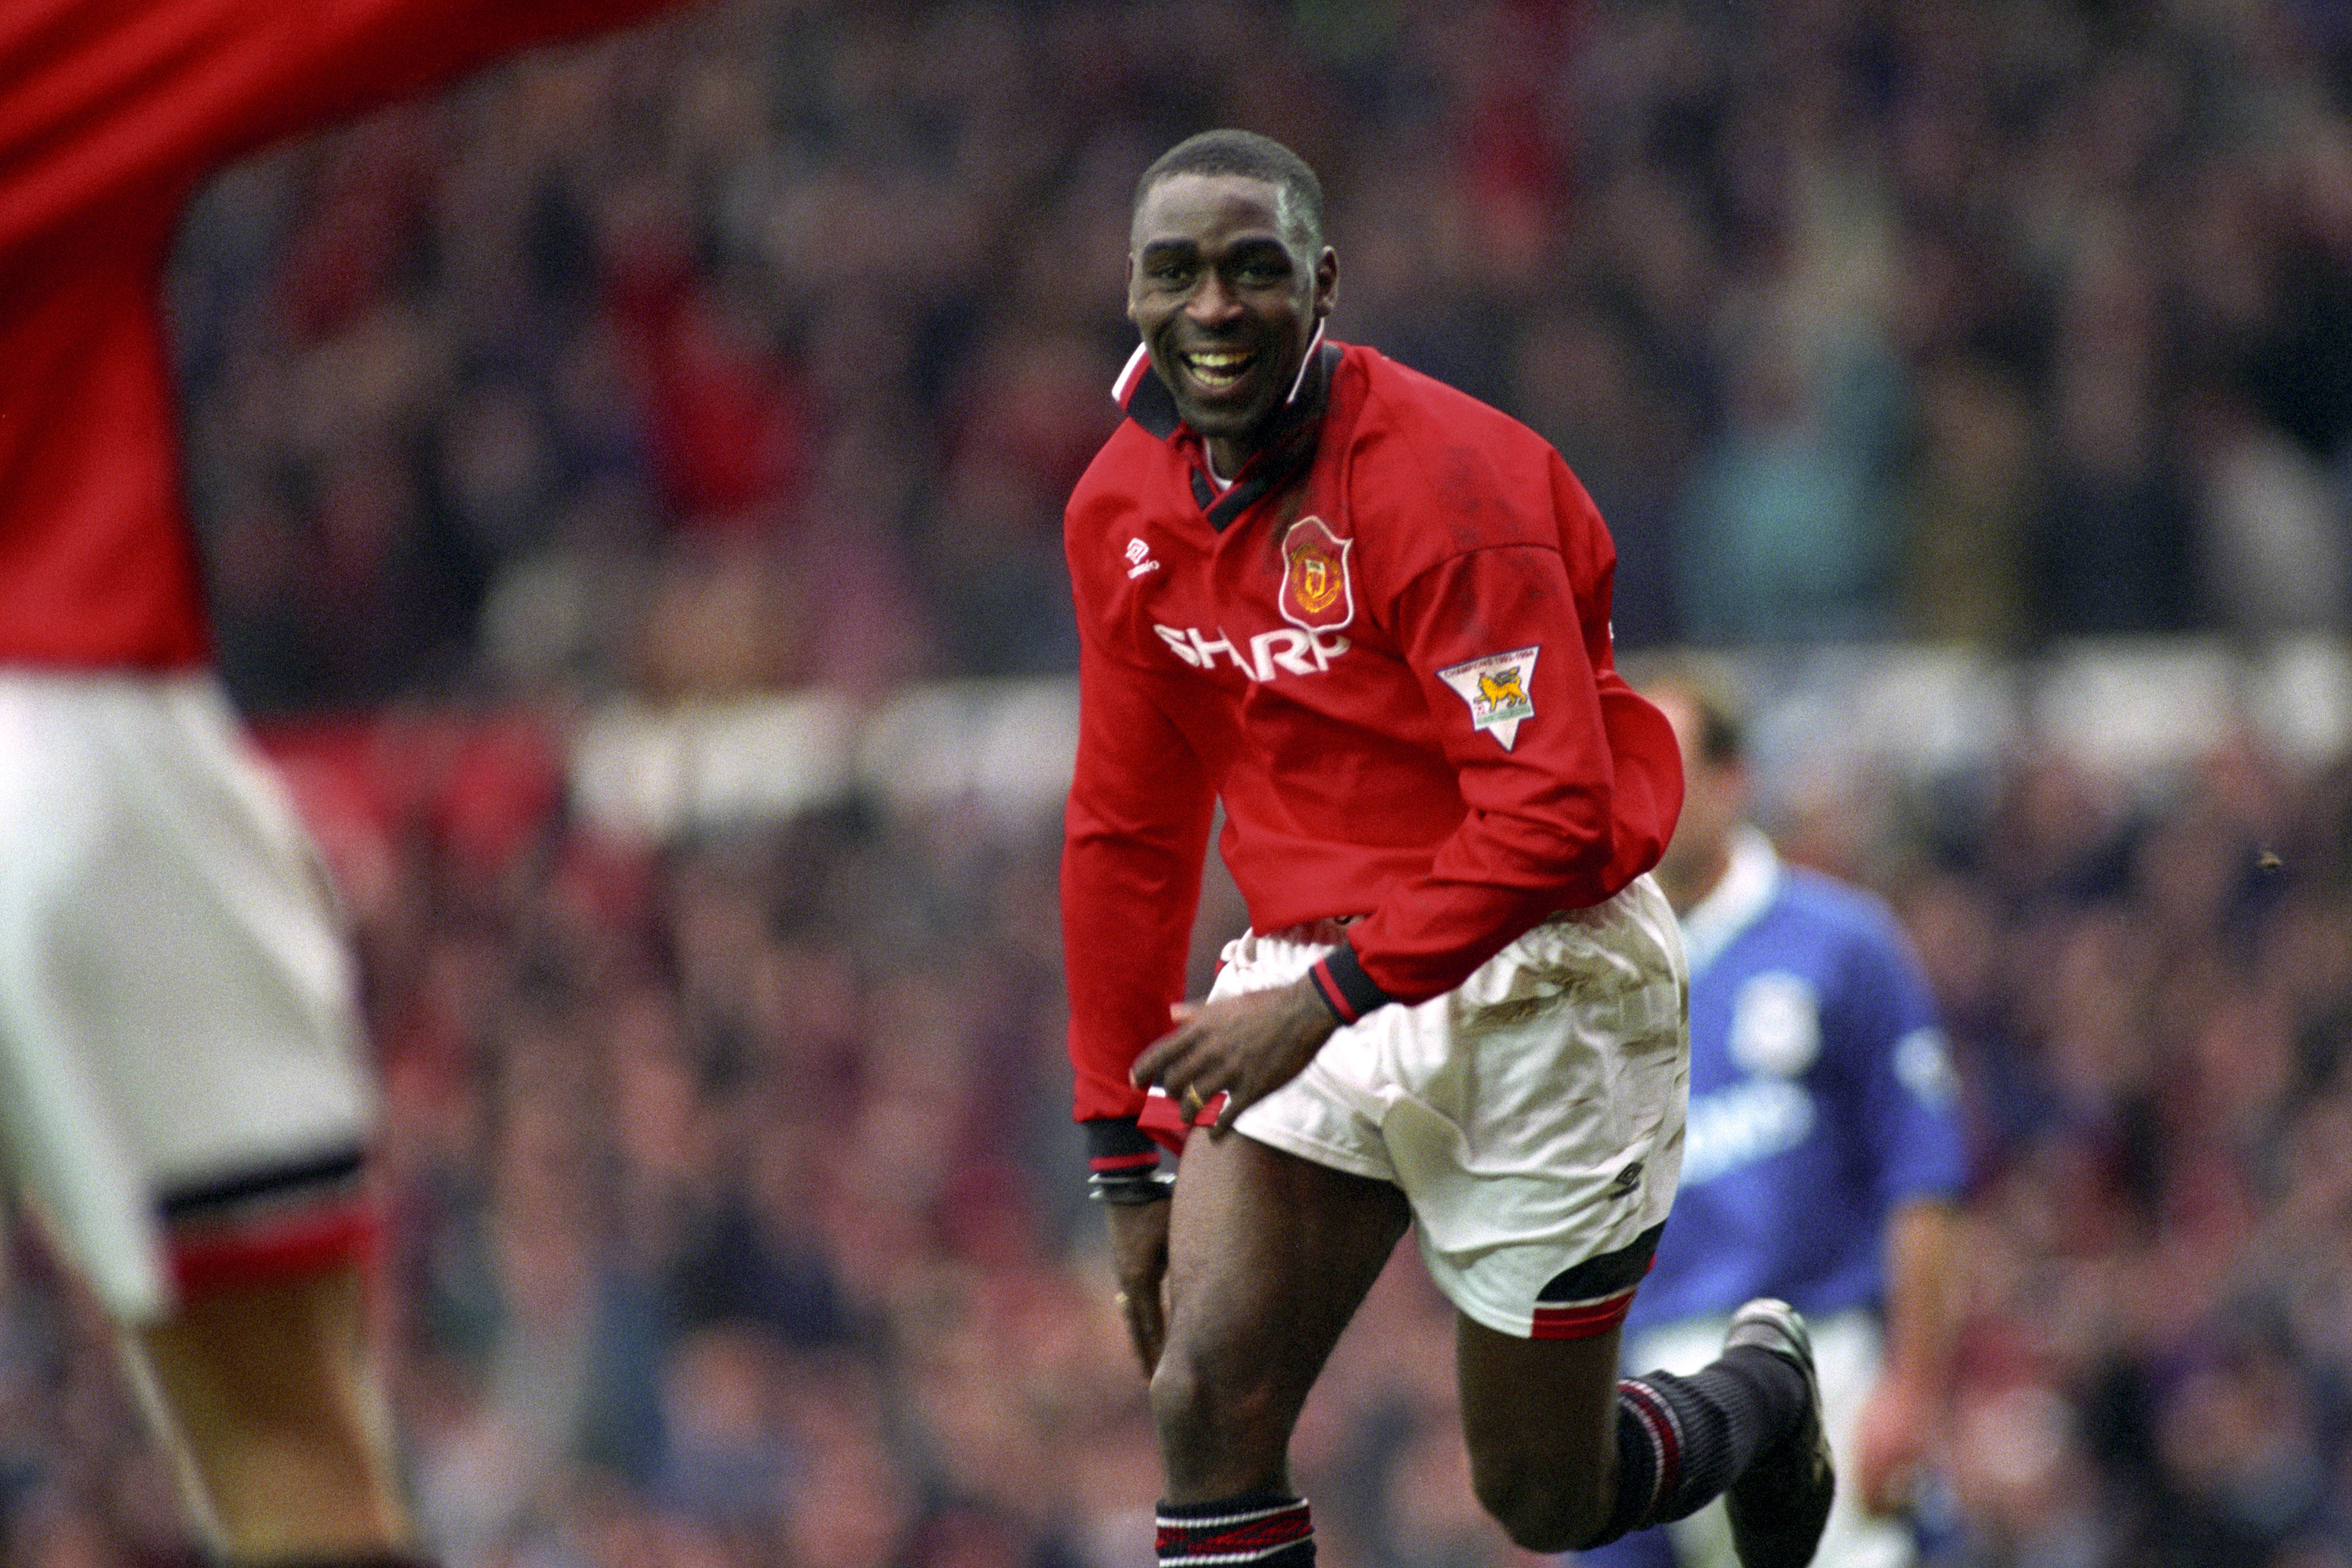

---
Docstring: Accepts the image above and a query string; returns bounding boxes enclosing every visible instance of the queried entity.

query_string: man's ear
[1313,247,1339,322]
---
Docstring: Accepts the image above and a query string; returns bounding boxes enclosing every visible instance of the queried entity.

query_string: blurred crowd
[1794,717,2352,1568]
[7,2,2352,1567]
[167,0,2352,714]
[7,695,2352,1568]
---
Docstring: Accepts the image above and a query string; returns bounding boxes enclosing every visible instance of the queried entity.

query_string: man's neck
[1658,843,1732,919]
[1674,827,1782,977]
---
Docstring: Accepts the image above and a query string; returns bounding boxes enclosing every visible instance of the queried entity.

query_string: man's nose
[1186,272,1242,324]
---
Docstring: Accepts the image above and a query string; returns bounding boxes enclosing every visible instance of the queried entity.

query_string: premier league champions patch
[1279,517,1355,630]
[1437,646,1540,749]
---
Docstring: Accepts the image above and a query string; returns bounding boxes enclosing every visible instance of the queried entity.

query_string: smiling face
[1127,172,1337,478]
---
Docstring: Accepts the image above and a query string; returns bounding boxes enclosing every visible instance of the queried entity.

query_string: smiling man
[1123,153,1336,479]
[1059,129,1840,1568]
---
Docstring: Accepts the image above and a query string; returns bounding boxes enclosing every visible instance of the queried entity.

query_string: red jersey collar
[1111,330,1341,531]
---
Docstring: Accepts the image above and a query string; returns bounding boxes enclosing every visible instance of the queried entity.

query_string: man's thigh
[1155,1130,1411,1493]
[1455,1311,1624,1539]
[1165,1129,1411,1375]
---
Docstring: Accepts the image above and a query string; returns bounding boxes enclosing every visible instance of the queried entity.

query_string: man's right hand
[1103,1195,1173,1375]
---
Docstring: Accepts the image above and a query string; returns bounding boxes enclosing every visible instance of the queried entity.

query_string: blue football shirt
[1627,829,1970,1330]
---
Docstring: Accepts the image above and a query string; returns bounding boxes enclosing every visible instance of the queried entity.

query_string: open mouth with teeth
[1181,347,1257,392]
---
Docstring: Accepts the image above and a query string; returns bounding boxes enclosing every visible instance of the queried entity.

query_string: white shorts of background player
[0,672,373,1323]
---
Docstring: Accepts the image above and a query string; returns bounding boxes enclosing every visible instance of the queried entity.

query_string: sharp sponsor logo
[1152,622,1351,682]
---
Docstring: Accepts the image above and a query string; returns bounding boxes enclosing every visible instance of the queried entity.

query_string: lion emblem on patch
[1478,669,1525,707]
[1279,517,1355,631]
[1437,646,1542,750]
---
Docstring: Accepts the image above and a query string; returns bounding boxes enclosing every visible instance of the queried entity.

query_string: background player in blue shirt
[1576,663,1971,1568]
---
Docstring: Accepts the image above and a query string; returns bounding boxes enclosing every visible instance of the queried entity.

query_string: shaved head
[1134,129,1325,253]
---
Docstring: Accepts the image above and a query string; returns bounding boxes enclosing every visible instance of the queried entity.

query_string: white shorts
[0,673,374,1322]
[1213,876,1689,1339]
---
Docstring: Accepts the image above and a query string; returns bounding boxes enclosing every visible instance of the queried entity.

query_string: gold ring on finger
[1181,1086,1204,1118]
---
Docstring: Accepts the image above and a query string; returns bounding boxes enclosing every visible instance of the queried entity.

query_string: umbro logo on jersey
[1437,646,1540,749]
[1124,537,1162,578]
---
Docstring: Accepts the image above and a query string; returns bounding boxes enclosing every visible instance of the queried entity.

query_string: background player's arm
[1852,1197,1963,1513]
[1840,904,1972,1515]
[225,0,696,152]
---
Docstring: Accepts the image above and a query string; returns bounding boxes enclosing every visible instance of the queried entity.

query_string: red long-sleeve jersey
[1062,340,1683,1126]
[0,0,683,670]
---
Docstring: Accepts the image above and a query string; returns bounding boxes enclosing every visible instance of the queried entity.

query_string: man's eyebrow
[1136,234,1293,264]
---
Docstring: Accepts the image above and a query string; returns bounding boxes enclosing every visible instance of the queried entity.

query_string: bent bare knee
[1149,1340,1292,1494]
[1468,1450,1613,1554]
[1149,1338,1286,1445]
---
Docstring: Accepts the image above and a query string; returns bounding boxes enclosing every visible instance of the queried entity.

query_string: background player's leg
[2,681,420,1563]
[1152,1130,1409,1501]
[127,1259,417,1564]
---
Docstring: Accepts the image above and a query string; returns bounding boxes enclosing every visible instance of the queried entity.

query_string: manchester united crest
[1279,517,1355,631]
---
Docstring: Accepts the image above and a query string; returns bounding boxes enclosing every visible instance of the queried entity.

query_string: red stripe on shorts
[169,1203,379,1299]
[1529,1285,1638,1341]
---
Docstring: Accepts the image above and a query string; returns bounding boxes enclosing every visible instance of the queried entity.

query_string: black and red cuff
[1306,939,1393,1025]
[1084,1117,1174,1203]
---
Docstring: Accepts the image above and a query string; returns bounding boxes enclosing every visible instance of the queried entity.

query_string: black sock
[1155,1489,1314,1565]
[1588,1344,1809,1544]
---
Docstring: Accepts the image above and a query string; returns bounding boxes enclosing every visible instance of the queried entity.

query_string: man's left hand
[1129,977,1340,1134]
